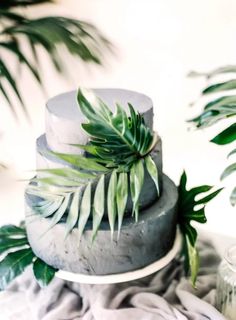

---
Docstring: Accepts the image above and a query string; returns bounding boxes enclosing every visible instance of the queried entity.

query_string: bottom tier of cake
[25,174,178,275]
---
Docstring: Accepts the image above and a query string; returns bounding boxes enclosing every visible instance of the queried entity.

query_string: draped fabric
[0,239,226,320]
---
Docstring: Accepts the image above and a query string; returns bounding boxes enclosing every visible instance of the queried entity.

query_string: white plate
[56,227,182,284]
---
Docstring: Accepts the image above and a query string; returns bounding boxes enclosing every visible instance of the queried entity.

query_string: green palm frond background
[27,89,160,241]
[188,66,236,206]
[0,0,111,118]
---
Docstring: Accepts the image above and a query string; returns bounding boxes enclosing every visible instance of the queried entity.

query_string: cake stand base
[56,227,182,285]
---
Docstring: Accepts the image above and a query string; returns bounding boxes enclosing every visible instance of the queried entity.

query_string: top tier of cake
[45,88,154,155]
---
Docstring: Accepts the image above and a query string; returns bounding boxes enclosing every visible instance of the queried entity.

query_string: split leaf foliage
[0,224,57,290]
[178,171,222,287]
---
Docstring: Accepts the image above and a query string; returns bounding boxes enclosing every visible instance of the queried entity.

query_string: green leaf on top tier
[33,258,57,288]
[178,171,222,287]
[27,88,160,243]
[77,88,156,166]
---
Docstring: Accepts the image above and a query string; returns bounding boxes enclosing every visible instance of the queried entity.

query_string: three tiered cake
[25,89,178,275]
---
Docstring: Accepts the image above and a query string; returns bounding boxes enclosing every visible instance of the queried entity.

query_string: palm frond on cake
[178,171,222,287]
[0,224,57,290]
[0,1,111,117]
[26,89,160,240]
[188,66,236,206]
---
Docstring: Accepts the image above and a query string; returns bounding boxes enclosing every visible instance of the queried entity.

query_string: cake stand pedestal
[56,228,182,285]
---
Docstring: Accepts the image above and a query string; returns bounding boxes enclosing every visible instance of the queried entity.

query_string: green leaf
[0,0,53,8]
[204,95,236,110]
[0,13,111,117]
[230,187,236,206]
[77,89,154,167]
[0,249,34,290]
[228,148,236,158]
[48,194,71,229]
[220,163,236,180]
[107,170,117,238]
[0,59,24,107]
[130,160,144,222]
[211,123,236,145]
[92,175,105,241]
[196,188,223,205]
[77,183,91,243]
[178,171,221,287]
[33,258,57,288]
[181,224,198,247]
[0,237,28,255]
[32,176,83,187]
[50,151,108,172]
[145,155,159,196]
[116,172,128,238]
[0,225,26,237]
[188,107,236,129]
[202,79,236,95]
[37,168,96,181]
[65,189,81,238]
[29,195,63,218]
[185,235,199,288]
[189,65,236,79]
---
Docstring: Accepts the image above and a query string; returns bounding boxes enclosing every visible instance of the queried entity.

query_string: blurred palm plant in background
[188,66,236,206]
[0,0,111,118]
[0,0,111,169]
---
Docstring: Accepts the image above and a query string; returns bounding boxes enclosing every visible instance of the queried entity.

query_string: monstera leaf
[27,89,160,240]
[178,172,222,287]
[189,66,236,206]
[0,224,57,290]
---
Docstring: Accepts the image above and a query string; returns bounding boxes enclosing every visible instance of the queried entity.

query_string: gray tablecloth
[0,239,226,320]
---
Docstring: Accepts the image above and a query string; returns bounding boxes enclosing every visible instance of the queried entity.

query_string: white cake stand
[56,227,182,284]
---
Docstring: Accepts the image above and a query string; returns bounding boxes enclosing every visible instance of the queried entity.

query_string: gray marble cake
[25,89,178,275]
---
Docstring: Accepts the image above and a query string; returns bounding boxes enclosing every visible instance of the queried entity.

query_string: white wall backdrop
[0,0,235,236]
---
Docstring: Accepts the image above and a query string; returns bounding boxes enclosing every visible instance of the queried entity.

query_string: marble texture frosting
[45,89,154,154]
[25,175,178,275]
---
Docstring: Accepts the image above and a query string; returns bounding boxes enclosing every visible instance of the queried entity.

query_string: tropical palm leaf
[0,3,111,117]
[188,66,236,207]
[27,89,160,241]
